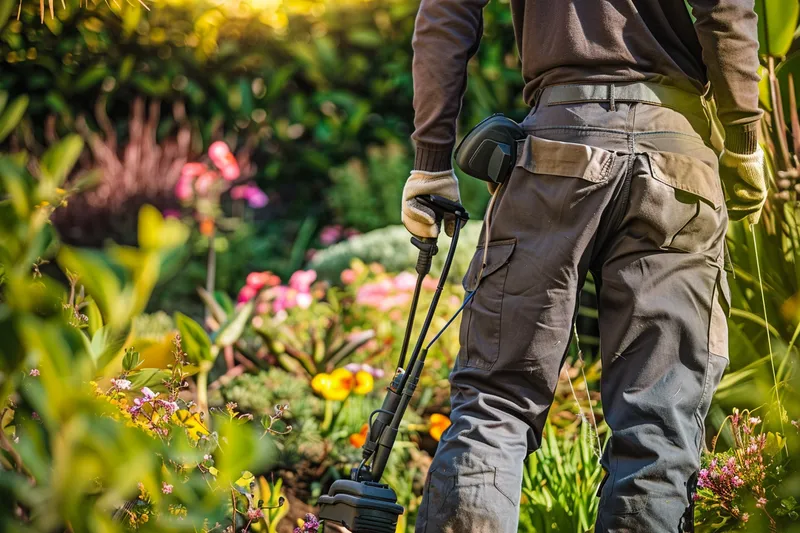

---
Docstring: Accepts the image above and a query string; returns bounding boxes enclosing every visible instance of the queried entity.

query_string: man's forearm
[688,0,763,153]
[411,0,489,171]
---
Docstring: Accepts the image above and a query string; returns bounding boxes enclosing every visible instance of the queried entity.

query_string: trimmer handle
[416,194,470,225]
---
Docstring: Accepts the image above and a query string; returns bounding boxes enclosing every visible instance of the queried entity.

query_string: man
[401,0,767,531]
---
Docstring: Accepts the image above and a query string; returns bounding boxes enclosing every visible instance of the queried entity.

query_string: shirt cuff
[414,143,454,172]
[724,122,759,155]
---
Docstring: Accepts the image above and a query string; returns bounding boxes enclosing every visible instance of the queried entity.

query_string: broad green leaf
[128,368,172,391]
[0,94,29,144]
[39,134,84,190]
[213,300,253,347]
[90,324,131,370]
[175,312,213,364]
[57,246,122,324]
[85,298,103,337]
[197,287,229,324]
[138,204,189,251]
[756,0,800,57]
[0,0,14,33]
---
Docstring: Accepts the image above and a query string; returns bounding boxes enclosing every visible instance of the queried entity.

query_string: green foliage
[519,422,606,533]
[0,118,279,531]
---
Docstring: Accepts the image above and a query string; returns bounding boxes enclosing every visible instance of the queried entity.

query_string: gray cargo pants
[415,87,730,533]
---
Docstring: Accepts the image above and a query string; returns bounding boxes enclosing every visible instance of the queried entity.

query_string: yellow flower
[311,369,355,401]
[311,373,332,394]
[349,423,369,448]
[429,413,451,442]
[353,370,374,395]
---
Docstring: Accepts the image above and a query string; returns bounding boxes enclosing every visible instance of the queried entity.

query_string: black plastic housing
[454,113,525,184]
[318,480,404,533]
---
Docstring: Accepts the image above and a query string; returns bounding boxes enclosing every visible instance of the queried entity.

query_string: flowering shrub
[695,409,791,531]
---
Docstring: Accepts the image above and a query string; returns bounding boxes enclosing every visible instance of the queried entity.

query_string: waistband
[533,82,708,117]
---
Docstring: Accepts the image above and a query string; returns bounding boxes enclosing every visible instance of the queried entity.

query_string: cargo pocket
[422,465,518,531]
[643,151,725,254]
[516,135,616,183]
[460,238,516,370]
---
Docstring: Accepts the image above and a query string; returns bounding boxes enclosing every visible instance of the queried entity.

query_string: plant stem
[197,370,209,418]
[205,230,216,323]
[321,400,334,433]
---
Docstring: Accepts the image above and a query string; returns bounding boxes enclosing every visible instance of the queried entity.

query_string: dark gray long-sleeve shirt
[411,0,763,171]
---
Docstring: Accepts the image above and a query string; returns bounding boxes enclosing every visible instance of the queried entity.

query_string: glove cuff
[414,142,454,172]
[720,145,764,170]
[724,122,759,155]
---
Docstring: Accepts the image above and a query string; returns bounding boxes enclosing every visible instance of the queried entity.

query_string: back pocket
[639,151,725,254]
[460,238,516,370]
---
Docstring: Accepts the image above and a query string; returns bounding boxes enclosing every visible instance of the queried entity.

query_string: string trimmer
[318,194,471,532]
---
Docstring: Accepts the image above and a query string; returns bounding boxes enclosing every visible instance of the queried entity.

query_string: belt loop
[532,86,544,112]
[608,83,616,111]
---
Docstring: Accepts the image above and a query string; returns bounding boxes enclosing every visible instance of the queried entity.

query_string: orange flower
[199,218,215,236]
[353,370,374,395]
[429,413,451,442]
[349,423,369,448]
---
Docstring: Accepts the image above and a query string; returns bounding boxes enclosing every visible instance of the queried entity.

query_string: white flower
[111,378,132,390]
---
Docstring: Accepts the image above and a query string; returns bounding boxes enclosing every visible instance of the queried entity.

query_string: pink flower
[247,507,264,520]
[208,141,231,166]
[256,301,269,315]
[208,141,240,181]
[296,292,313,309]
[320,225,343,246]
[749,417,761,425]
[175,174,194,202]
[393,272,417,292]
[162,482,173,494]
[272,286,297,314]
[220,162,240,181]
[194,171,217,196]
[341,269,357,285]
[238,284,258,304]
[289,270,317,293]
[29,368,39,377]
[181,162,207,180]
[741,513,749,522]
[757,497,767,508]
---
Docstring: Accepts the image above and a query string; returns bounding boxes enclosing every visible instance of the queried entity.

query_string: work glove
[402,169,461,239]
[719,145,768,225]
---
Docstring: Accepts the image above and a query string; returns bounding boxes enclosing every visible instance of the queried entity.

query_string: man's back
[411,0,762,172]
[512,0,706,100]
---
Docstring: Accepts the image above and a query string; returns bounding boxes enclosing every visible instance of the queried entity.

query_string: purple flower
[231,183,269,209]
[141,387,158,400]
[319,225,343,246]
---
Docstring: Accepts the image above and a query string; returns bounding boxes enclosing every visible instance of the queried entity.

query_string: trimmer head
[318,480,404,533]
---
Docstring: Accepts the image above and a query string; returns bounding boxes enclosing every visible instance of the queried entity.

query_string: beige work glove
[719,145,768,225]
[402,169,461,239]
